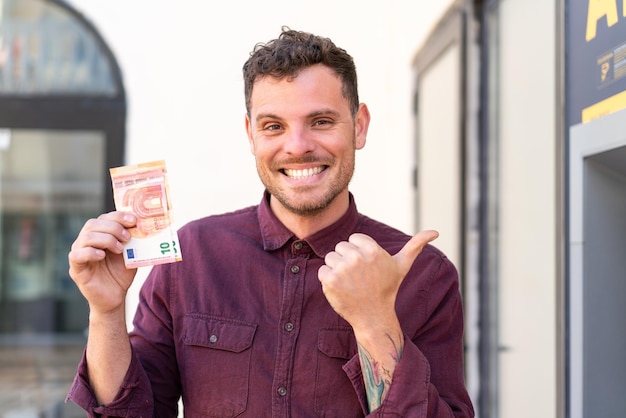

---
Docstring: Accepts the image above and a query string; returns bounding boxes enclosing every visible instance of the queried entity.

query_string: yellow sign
[581,89,626,122]
[586,0,626,42]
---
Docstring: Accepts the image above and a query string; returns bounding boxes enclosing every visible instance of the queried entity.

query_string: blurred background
[0,0,625,417]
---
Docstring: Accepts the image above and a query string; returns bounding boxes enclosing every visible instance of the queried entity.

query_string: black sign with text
[567,0,626,125]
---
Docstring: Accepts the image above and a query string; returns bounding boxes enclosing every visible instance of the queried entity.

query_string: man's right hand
[68,211,138,404]
[68,211,138,315]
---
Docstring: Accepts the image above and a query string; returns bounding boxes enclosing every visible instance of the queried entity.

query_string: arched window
[0,0,125,415]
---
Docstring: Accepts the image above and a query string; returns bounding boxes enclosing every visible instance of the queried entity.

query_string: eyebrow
[255,112,282,123]
[255,108,342,123]
[309,109,342,118]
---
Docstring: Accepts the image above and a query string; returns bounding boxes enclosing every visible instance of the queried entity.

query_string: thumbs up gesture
[318,230,439,331]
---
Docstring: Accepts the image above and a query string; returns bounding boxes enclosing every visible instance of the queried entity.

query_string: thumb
[393,230,439,274]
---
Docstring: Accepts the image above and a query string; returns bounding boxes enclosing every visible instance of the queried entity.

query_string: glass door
[0,128,105,416]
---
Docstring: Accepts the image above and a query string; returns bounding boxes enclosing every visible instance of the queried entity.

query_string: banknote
[110,160,182,268]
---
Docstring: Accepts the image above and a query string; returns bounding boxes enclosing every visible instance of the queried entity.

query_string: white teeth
[284,166,324,178]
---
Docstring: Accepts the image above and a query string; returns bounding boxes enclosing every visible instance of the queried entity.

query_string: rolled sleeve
[343,336,431,417]
[66,347,154,418]
[343,250,474,417]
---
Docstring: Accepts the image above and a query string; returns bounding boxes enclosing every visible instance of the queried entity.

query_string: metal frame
[0,0,126,211]
[475,1,501,416]
[568,108,626,418]
[555,0,567,416]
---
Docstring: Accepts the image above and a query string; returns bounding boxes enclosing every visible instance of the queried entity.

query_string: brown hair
[243,27,360,117]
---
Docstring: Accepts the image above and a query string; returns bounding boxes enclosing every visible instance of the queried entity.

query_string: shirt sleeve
[65,346,154,418]
[343,251,475,417]
[66,263,181,418]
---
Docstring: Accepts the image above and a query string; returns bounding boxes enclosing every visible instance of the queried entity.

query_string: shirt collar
[257,190,359,258]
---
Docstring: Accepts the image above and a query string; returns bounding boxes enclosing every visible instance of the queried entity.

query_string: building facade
[413,1,626,417]
[0,1,624,417]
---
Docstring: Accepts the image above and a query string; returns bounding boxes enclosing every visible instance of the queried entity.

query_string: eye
[312,119,333,128]
[263,123,283,131]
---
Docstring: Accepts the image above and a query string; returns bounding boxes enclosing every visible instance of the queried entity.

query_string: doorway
[569,107,626,418]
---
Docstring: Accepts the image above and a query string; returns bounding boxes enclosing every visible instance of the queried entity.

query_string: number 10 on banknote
[110,160,183,268]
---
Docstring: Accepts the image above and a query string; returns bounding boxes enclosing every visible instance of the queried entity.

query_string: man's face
[246,64,369,217]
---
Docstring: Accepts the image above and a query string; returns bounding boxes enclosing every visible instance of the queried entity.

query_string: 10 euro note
[110,160,182,268]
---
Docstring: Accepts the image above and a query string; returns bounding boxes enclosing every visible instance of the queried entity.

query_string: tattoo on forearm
[358,333,404,412]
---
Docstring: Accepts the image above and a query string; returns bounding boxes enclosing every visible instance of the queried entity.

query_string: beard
[256,152,356,218]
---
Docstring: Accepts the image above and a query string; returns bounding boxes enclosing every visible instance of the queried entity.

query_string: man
[66,28,474,417]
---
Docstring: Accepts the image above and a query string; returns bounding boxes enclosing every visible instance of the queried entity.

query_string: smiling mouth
[282,166,326,179]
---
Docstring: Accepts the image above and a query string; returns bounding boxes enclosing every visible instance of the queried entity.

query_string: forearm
[86,307,132,405]
[354,318,404,412]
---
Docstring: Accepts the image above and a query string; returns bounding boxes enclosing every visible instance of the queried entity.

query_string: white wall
[70,0,452,231]
[497,1,557,417]
[417,42,462,268]
[412,1,560,417]
[67,0,455,327]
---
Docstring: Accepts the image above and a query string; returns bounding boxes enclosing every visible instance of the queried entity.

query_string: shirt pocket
[314,327,363,418]
[181,314,257,417]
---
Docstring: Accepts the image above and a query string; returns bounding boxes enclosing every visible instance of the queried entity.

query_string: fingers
[319,231,438,329]
[326,230,438,273]
[393,230,439,273]
[321,230,438,282]
[69,211,136,262]
[330,233,375,257]
[323,234,369,271]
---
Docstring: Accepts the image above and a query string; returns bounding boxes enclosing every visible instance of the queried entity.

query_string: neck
[269,191,350,239]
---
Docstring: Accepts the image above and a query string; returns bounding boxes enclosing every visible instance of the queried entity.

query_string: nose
[283,126,315,156]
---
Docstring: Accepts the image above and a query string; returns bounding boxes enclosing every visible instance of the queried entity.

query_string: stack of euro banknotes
[110,160,182,268]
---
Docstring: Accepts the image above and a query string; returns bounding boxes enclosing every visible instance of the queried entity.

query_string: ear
[245,113,256,155]
[354,103,370,150]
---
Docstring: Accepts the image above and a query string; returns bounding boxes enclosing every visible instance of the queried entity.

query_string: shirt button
[284,322,294,332]
[209,334,218,343]
[277,386,287,397]
[290,265,300,274]
[294,241,303,250]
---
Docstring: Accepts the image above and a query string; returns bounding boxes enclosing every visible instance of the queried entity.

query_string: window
[0,1,125,416]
